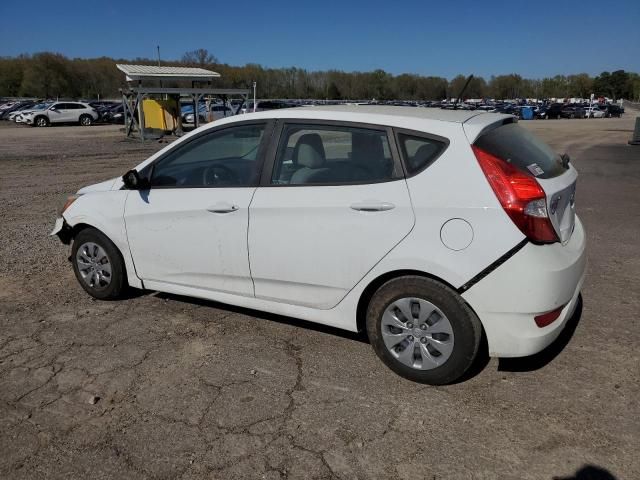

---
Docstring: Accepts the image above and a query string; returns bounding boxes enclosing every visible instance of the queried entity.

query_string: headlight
[60,194,82,215]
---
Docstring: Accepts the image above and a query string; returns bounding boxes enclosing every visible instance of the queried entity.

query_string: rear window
[474,123,565,179]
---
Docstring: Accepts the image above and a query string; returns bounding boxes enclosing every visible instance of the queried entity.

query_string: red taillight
[534,305,565,328]
[472,145,559,243]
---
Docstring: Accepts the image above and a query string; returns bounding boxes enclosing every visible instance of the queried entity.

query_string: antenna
[453,75,474,110]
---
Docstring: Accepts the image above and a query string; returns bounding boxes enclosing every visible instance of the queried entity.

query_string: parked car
[100,104,125,123]
[560,106,586,119]
[51,106,585,385]
[21,101,99,127]
[601,104,624,118]
[583,106,606,118]
[0,100,36,120]
[183,104,234,124]
[13,102,53,123]
[536,103,564,119]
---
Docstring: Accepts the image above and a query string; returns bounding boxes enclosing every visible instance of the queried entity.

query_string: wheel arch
[63,220,143,289]
[33,114,49,126]
[355,269,489,369]
[355,269,460,334]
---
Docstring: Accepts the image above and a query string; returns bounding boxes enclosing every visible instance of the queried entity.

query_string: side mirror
[122,169,148,189]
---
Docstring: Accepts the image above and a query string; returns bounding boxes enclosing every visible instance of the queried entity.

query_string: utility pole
[253,82,257,112]
[156,45,161,67]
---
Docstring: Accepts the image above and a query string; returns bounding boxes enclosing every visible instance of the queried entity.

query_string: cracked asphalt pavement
[0,114,639,479]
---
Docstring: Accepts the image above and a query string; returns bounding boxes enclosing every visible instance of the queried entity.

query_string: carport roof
[116,64,221,82]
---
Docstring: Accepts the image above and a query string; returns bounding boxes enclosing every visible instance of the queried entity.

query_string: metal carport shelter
[116,64,251,141]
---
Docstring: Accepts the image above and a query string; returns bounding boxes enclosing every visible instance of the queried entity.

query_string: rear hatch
[469,120,577,244]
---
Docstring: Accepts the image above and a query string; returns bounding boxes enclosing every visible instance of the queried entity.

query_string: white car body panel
[55,106,587,358]
[248,180,415,309]
[62,190,142,289]
[124,187,256,296]
[462,216,586,356]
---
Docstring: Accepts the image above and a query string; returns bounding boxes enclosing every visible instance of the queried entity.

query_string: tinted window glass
[151,124,265,188]
[397,134,447,173]
[474,123,565,179]
[272,124,398,185]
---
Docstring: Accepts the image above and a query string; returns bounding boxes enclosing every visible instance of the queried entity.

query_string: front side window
[150,123,265,188]
[272,124,398,185]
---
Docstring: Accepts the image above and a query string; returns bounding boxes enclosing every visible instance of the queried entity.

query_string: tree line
[1,50,639,101]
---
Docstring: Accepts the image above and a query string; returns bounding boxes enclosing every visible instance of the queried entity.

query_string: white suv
[23,101,98,127]
[51,106,586,384]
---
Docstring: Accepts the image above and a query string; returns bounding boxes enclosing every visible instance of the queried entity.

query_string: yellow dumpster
[142,98,179,131]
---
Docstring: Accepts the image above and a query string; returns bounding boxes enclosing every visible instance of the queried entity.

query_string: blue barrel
[521,106,534,120]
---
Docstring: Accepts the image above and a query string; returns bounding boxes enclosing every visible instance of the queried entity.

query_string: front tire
[71,228,127,300]
[366,276,482,385]
[34,116,49,127]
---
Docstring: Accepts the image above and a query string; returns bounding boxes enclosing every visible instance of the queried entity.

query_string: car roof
[232,104,511,127]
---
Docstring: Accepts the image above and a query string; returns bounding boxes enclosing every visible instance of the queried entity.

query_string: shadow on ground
[553,464,618,480]
[154,291,369,344]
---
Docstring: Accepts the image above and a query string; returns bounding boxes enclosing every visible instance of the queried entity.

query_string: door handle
[206,203,239,214]
[350,202,396,212]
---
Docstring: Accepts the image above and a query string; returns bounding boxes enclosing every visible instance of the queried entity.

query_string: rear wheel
[366,276,482,385]
[71,228,127,300]
[79,114,93,126]
[34,116,49,127]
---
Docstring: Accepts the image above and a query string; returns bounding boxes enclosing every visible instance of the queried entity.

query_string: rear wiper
[561,153,571,169]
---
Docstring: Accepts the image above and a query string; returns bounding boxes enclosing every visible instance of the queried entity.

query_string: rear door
[248,121,415,309]
[472,122,577,243]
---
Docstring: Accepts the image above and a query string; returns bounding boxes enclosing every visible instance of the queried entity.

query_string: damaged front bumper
[50,217,73,244]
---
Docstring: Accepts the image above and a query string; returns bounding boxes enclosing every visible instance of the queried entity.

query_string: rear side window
[271,124,399,185]
[474,123,565,179]
[397,134,447,174]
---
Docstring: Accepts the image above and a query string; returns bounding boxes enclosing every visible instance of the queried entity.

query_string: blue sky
[1,0,638,79]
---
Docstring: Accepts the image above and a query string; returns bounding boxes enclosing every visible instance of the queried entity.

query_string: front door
[124,122,269,296]
[249,122,415,309]
[48,103,69,123]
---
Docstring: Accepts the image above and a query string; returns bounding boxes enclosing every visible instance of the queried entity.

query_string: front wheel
[71,228,127,300]
[79,114,93,126]
[366,276,482,385]
[35,116,49,127]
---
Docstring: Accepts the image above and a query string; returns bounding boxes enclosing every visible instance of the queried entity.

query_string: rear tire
[34,116,49,127]
[366,276,482,385]
[79,114,93,126]
[71,228,127,300]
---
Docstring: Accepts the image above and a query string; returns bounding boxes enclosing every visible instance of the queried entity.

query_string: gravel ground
[0,115,638,480]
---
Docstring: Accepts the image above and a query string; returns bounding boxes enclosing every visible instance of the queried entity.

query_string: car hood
[77,177,121,194]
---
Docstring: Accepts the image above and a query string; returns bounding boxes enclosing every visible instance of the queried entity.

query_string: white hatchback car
[52,106,586,384]
[22,101,98,127]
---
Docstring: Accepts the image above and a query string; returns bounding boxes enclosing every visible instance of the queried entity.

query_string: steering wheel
[202,164,239,186]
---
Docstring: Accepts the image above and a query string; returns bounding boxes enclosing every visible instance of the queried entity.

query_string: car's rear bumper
[462,216,587,357]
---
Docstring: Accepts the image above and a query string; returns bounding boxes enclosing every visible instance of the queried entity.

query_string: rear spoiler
[463,115,517,144]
